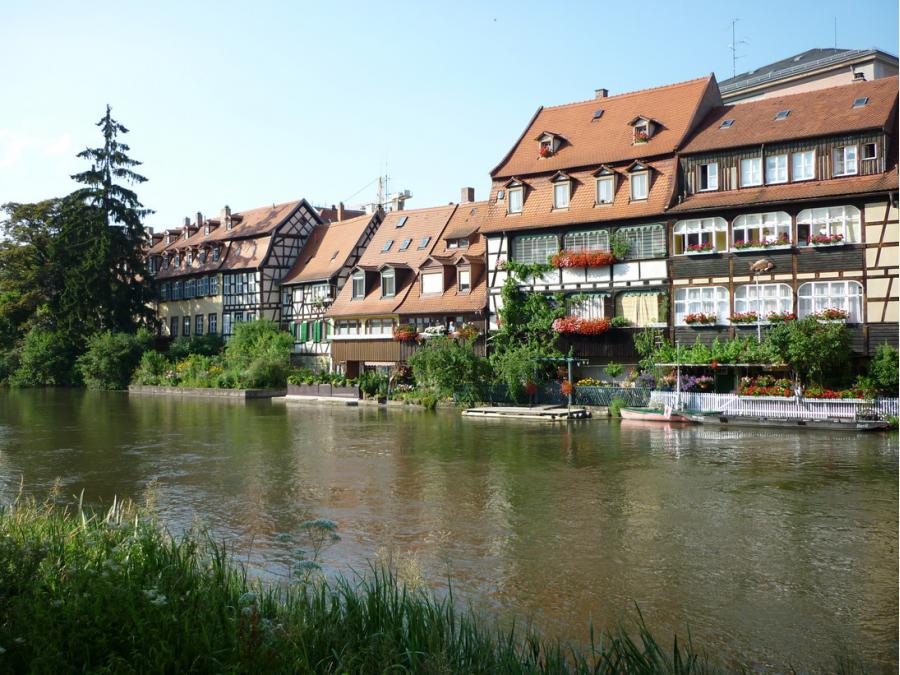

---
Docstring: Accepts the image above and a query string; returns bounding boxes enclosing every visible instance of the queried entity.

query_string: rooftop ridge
[715,73,898,109]
[541,75,711,111]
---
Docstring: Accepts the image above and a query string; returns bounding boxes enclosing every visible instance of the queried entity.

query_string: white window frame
[380,268,396,298]
[458,268,471,293]
[512,234,557,265]
[672,218,728,255]
[351,271,365,299]
[596,176,615,204]
[508,187,523,214]
[674,286,729,325]
[552,180,570,209]
[421,271,443,295]
[791,150,816,182]
[797,205,861,245]
[731,212,792,249]
[568,294,606,320]
[630,171,649,200]
[765,154,788,184]
[861,142,878,161]
[833,145,858,176]
[734,283,793,319]
[740,157,762,187]
[798,281,863,323]
[698,162,718,191]
[563,229,609,252]
[365,318,394,335]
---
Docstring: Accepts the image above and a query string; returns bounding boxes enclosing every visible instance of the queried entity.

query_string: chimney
[196,212,203,228]
[391,195,403,211]
[184,217,190,227]
[595,88,609,99]
[221,205,232,230]
[337,201,345,221]
[460,187,475,203]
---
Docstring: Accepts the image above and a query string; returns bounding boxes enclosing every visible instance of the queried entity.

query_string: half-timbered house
[280,210,383,370]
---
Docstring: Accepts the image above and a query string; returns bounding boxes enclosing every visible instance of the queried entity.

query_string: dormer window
[421,270,443,295]
[204,224,210,235]
[458,268,471,293]
[174,254,181,267]
[186,250,193,264]
[380,268,396,298]
[199,249,207,263]
[225,219,233,231]
[535,132,561,158]
[698,163,718,192]
[505,180,524,214]
[551,173,571,209]
[630,117,655,143]
[163,256,169,270]
[447,238,469,250]
[148,258,156,273]
[627,162,651,201]
[183,231,189,240]
[212,246,220,262]
[351,271,365,299]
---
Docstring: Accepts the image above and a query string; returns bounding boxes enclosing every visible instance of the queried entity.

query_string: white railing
[649,391,899,420]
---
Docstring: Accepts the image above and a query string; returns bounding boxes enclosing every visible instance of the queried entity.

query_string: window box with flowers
[539,145,553,158]
[766,311,796,324]
[551,316,611,335]
[729,311,759,324]
[809,308,849,323]
[550,249,616,268]
[393,324,420,342]
[731,234,791,252]
[808,233,845,247]
[684,242,718,255]
[633,130,649,144]
[683,312,717,326]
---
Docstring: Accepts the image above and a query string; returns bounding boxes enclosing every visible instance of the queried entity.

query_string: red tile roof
[680,76,899,153]
[668,168,899,213]
[394,263,487,316]
[281,212,381,285]
[205,201,303,241]
[491,76,717,178]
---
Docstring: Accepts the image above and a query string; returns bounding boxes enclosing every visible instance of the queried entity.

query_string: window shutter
[300,321,308,342]
[312,321,321,343]
[289,321,296,337]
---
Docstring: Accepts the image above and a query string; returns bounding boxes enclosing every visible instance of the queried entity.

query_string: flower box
[766,312,796,324]
[808,234,845,246]
[809,308,849,322]
[683,313,717,326]
[731,244,792,253]
[682,248,718,256]
[551,250,615,268]
[552,316,611,335]
[729,312,759,324]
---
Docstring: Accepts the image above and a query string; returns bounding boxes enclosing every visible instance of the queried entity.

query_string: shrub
[609,316,631,328]
[408,336,490,406]
[609,396,626,417]
[168,334,225,360]
[862,344,899,396]
[224,320,293,389]
[11,327,78,387]
[604,361,624,379]
[132,350,170,386]
[358,371,388,399]
[765,317,850,386]
[0,348,19,384]
[77,329,153,390]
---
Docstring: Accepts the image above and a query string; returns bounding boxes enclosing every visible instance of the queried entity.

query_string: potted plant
[728,311,759,324]
[767,311,796,324]
[634,130,649,143]
[686,242,716,254]
[683,312,717,326]
[810,308,849,322]
[539,145,553,158]
[550,250,615,268]
[808,233,844,246]
[551,316,611,335]
[393,324,420,342]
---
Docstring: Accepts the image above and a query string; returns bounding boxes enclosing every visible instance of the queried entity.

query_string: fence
[542,384,652,407]
[649,391,899,420]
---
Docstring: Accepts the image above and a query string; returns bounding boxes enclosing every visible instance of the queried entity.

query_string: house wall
[157,296,224,337]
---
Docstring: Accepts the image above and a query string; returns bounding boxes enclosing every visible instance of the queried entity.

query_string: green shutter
[300,321,308,342]
[312,321,321,343]
[289,321,296,337]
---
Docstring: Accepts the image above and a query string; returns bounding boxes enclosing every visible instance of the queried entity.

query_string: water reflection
[0,389,896,671]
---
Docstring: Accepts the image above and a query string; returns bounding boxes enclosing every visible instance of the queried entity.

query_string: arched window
[732,212,791,249]
[674,286,728,325]
[673,218,727,254]
[798,281,863,323]
[563,229,609,252]
[734,283,792,318]
[797,206,861,245]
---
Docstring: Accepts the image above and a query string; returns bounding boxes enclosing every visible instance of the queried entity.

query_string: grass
[0,491,866,674]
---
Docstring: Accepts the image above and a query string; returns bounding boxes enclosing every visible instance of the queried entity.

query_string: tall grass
[0,492,796,673]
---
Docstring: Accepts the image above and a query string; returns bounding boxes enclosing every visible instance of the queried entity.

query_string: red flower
[560,380,574,396]
[524,381,538,396]
[552,316,611,335]
[550,250,616,268]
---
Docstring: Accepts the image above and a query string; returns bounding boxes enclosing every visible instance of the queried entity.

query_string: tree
[70,105,154,332]
[765,317,851,386]
[857,344,899,396]
[76,329,153,390]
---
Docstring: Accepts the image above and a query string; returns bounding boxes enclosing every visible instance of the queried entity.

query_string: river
[0,389,896,671]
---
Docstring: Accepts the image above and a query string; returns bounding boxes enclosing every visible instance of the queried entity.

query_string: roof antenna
[729,18,748,78]
[833,16,837,49]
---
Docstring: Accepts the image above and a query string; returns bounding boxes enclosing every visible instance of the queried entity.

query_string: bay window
[765,154,788,184]
[672,218,727,254]
[791,150,815,181]
[833,145,858,176]
[732,212,792,249]
[674,286,729,325]
[734,283,792,318]
[797,206,861,245]
[798,281,863,323]
[740,157,762,187]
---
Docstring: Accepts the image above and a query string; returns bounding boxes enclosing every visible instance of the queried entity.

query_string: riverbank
[0,495,716,673]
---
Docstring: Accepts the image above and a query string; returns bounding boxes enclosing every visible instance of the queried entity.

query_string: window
[740,157,762,187]
[335,320,360,336]
[852,97,869,108]
[617,224,666,259]
[797,205,861,245]
[508,187,523,213]
[209,275,218,296]
[833,145,858,176]
[862,143,877,160]
[568,294,606,320]
[512,234,557,264]
[774,110,790,120]
[173,281,183,300]
[563,229,609,252]
[186,250,193,265]
[223,272,258,307]
[421,271,443,294]
[674,287,728,325]
[417,236,431,250]
[596,176,615,204]
[222,313,232,337]
[309,283,330,302]
[734,283,793,318]
[719,119,734,128]
[552,180,570,208]
[395,216,408,228]
[447,238,468,249]
[458,268,471,293]
[792,150,815,181]
[798,281,863,323]
[366,318,394,335]
[381,239,393,252]
[633,120,650,142]
[174,254,181,267]
[615,291,668,327]
[163,257,169,270]
[208,313,217,335]
[170,317,179,337]
[630,172,648,200]
[182,316,191,337]
[765,154,788,184]
[198,276,209,296]
[672,218,727,254]
[351,271,365,299]
[212,246,220,262]
[185,278,196,299]
[698,163,718,191]
[148,258,156,274]
[381,268,396,297]
[732,212,792,248]
[398,238,411,251]
[199,249,207,263]
[330,250,339,261]
[159,282,169,301]
[195,314,204,336]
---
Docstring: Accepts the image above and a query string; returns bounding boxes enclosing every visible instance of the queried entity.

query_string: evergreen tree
[70,105,154,332]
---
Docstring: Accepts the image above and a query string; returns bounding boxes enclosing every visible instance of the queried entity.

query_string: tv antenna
[729,18,749,78]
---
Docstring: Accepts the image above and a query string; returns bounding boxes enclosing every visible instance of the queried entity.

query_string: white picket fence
[649,391,899,420]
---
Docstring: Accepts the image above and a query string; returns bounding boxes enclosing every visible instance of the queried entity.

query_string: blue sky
[2,1,897,231]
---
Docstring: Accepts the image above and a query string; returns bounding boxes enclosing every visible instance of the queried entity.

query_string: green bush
[224,320,293,388]
[604,361,624,379]
[76,329,153,390]
[408,336,490,405]
[861,344,899,396]
[765,318,850,386]
[491,342,553,403]
[609,397,626,417]
[609,316,631,328]
[168,334,225,360]
[10,327,78,387]
[0,347,19,384]
[132,350,170,385]
[358,371,388,398]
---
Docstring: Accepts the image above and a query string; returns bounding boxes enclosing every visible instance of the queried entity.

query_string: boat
[683,412,890,432]
[620,406,693,423]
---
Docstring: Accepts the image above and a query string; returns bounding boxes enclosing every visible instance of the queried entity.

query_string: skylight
[774,110,790,121]
[399,238,411,251]
[719,119,734,129]
[592,109,604,120]
[852,96,869,108]
[417,236,431,250]
[395,216,408,228]
[382,240,393,252]
[330,250,339,261]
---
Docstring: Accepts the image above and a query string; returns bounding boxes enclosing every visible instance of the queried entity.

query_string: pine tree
[70,105,155,332]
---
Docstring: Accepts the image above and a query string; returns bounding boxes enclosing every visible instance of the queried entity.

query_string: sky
[2,0,898,232]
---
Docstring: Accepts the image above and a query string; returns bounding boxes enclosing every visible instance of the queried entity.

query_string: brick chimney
[196,212,203,228]
[184,217,190,227]
[595,88,609,99]
[337,201,345,221]
[460,187,475,203]
[221,205,232,230]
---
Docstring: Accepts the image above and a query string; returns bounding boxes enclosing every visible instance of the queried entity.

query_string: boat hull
[620,407,691,423]
[683,413,889,432]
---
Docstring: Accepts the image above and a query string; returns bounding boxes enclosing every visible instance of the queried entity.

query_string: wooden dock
[462,405,591,420]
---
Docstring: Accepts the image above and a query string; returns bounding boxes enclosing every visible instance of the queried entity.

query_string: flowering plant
[393,324,419,342]
[551,316,611,335]
[539,145,553,158]
[634,130,649,143]
[808,233,844,245]
[810,308,849,321]
[729,311,759,324]
[560,380,574,396]
[686,242,715,253]
[739,375,793,397]
[453,322,480,340]
[524,381,538,396]
[683,312,717,325]
[767,311,796,323]
[550,249,616,268]
[576,377,603,387]
[733,234,790,249]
